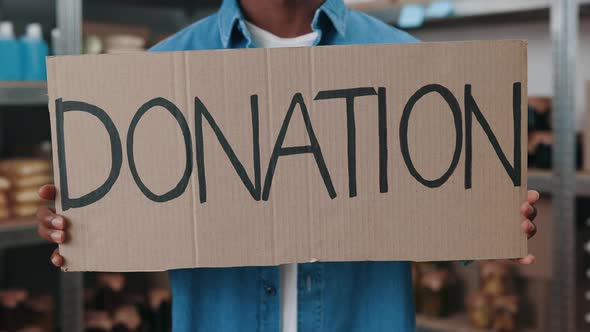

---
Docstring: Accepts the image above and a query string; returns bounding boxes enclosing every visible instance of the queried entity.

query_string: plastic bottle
[51,28,61,55]
[21,23,49,81]
[0,21,23,81]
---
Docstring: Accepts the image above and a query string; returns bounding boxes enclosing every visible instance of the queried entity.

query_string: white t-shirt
[246,21,318,49]
[245,21,318,332]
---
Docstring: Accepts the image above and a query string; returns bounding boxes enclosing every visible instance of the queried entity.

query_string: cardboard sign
[47,41,528,272]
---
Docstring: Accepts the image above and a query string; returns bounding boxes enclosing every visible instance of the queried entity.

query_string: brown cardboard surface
[47,41,528,272]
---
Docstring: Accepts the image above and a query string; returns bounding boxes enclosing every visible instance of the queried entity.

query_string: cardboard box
[47,41,528,272]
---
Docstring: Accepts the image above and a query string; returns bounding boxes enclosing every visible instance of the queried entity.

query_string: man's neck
[239,0,324,38]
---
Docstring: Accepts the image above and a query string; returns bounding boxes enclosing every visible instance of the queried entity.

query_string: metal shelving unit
[355,0,581,331]
[528,169,556,194]
[528,169,590,196]
[54,1,83,331]
[0,218,43,249]
[549,0,578,331]
[350,0,590,28]
[0,82,48,106]
[0,0,83,331]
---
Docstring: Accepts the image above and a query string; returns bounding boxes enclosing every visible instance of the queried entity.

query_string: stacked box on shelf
[413,262,462,318]
[0,176,10,220]
[84,273,172,332]
[0,159,52,221]
[528,97,552,169]
[528,97,584,171]
[465,261,521,332]
[0,289,54,331]
[0,273,172,332]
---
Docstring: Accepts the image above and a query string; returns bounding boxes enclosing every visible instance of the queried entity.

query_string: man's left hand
[513,190,540,265]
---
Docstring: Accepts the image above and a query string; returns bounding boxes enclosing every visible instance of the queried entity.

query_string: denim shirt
[151,0,419,331]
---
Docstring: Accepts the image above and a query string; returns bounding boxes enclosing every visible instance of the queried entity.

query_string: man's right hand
[36,184,67,267]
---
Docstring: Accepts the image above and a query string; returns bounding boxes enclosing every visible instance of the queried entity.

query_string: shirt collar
[317,0,347,36]
[218,0,348,48]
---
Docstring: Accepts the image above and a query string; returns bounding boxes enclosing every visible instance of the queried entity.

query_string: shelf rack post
[59,272,84,332]
[55,1,83,331]
[55,0,82,55]
[550,0,578,331]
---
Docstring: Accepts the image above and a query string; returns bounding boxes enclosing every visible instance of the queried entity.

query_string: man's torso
[151,1,419,331]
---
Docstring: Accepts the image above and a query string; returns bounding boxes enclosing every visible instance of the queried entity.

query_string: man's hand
[36,184,67,267]
[514,190,540,265]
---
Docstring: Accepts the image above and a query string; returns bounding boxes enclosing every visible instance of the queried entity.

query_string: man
[37,0,540,331]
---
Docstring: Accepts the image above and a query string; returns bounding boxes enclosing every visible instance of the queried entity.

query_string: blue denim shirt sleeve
[150,1,421,331]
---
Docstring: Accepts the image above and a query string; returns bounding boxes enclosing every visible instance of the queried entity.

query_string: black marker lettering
[377,87,388,193]
[55,99,122,210]
[263,93,336,201]
[194,95,261,203]
[464,83,522,188]
[314,87,377,197]
[127,97,192,202]
[399,84,463,188]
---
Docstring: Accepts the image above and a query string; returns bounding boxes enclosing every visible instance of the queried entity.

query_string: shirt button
[264,285,276,296]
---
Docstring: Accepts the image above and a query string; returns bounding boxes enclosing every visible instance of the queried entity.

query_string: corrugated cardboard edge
[46,56,69,272]
[524,41,530,259]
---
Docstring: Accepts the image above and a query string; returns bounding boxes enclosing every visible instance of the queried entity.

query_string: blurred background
[0,0,587,331]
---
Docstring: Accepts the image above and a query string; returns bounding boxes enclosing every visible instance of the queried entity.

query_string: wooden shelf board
[0,81,48,107]
[0,216,44,248]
